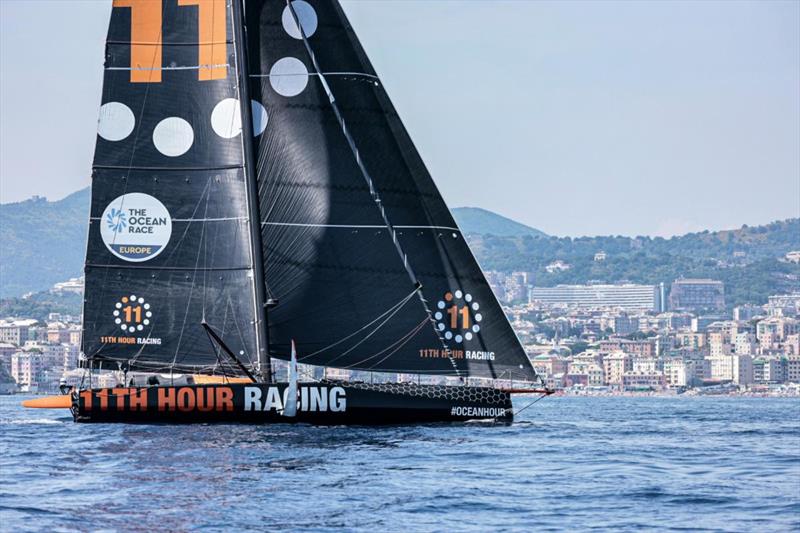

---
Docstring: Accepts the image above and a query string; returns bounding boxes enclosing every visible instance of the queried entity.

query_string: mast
[232,0,271,382]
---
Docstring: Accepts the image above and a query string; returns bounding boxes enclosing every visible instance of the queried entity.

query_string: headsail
[246,0,537,381]
[82,0,265,376]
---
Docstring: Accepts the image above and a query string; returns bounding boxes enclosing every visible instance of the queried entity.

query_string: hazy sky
[1,0,798,237]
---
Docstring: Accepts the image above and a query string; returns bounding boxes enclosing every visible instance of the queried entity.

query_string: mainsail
[246,0,537,381]
[82,0,266,375]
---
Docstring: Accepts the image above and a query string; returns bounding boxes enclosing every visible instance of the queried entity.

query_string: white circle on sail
[270,57,309,97]
[455,335,463,343]
[282,1,318,39]
[210,98,242,139]
[153,117,194,157]
[444,331,453,340]
[455,290,463,299]
[465,332,473,341]
[97,102,135,141]
[252,100,268,136]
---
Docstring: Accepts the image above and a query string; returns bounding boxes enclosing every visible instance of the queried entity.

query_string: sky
[0,0,798,237]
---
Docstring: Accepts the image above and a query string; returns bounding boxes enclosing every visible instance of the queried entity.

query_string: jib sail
[246,0,536,381]
[82,0,266,376]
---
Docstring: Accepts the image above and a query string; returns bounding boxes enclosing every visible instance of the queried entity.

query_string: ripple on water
[1,396,799,531]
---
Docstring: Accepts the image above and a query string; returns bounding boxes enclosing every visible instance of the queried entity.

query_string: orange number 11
[113,0,227,83]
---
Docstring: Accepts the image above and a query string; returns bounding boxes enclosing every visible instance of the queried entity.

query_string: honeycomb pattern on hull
[325,380,511,406]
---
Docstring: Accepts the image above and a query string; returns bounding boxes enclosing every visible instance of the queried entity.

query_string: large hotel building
[529,284,663,312]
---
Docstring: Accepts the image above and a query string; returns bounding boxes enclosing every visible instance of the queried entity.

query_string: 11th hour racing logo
[100,193,172,262]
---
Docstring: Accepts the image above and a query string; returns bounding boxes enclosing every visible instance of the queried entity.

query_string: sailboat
[24,0,550,424]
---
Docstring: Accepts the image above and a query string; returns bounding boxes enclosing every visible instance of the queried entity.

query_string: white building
[530,284,661,312]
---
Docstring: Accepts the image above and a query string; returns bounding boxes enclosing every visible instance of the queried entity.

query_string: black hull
[73,382,513,425]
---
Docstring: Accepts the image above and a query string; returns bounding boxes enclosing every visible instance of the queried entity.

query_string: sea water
[1,395,798,532]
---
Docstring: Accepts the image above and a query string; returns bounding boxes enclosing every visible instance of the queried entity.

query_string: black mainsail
[246,0,536,381]
[82,0,266,376]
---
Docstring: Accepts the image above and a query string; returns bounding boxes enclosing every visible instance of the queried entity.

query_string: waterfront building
[47,324,73,344]
[787,355,800,382]
[756,317,799,346]
[531,353,568,378]
[504,272,531,304]
[632,357,657,373]
[734,305,763,321]
[708,354,753,385]
[622,371,665,390]
[734,333,757,355]
[669,279,725,312]
[708,331,732,357]
[603,351,632,386]
[0,320,34,346]
[10,351,44,392]
[691,315,729,332]
[675,332,706,350]
[766,293,800,316]
[529,284,660,312]
[656,312,693,331]
[786,334,799,356]
[565,360,604,387]
[753,357,787,384]
[663,359,689,387]
[599,338,656,358]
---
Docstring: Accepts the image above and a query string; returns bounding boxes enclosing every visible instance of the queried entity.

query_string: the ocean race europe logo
[100,193,172,262]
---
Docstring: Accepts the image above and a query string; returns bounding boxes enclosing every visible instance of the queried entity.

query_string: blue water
[1,396,798,532]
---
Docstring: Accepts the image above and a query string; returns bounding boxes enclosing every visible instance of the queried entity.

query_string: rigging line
[127,178,214,369]
[323,291,417,366]
[169,182,213,370]
[261,222,461,231]
[512,392,550,418]
[296,289,417,361]
[342,317,428,370]
[285,0,457,373]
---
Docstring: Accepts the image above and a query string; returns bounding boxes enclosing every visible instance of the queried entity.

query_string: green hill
[0,188,90,298]
[466,219,800,308]
[1,186,797,309]
[452,207,547,237]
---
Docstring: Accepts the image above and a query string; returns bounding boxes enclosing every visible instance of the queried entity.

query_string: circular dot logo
[100,193,172,262]
[113,295,153,333]
[435,289,483,344]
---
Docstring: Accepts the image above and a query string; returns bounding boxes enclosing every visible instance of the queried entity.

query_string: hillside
[1,187,797,308]
[452,207,547,237]
[466,219,800,307]
[0,188,90,297]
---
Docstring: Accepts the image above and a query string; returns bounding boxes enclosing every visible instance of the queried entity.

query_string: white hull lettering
[243,386,347,412]
[450,406,508,418]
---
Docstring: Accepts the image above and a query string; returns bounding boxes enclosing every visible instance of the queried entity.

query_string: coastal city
[1,269,799,397]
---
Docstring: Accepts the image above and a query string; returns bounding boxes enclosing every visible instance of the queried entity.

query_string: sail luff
[232,0,271,382]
